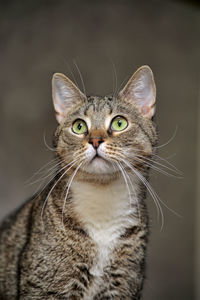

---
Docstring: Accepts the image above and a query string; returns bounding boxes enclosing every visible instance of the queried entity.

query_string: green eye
[72,119,88,134]
[111,116,128,132]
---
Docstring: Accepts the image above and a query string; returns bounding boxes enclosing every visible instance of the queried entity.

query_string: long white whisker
[109,147,180,177]
[27,161,63,185]
[73,60,86,97]
[34,160,76,193]
[131,165,182,220]
[43,131,57,152]
[61,161,83,223]
[126,147,181,175]
[62,58,80,89]
[153,153,182,175]
[133,167,164,229]
[113,144,181,175]
[116,74,130,95]
[41,160,79,220]
[120,158,164,230]
[110,59,118,98]
[134,154,182,177]
[126,158,181,218]
[133,156,182,179]
[115,161,132,210]
[122,166,141,222]
[155,126,178,149]
[109,153,141,222]
[107,145,181,229]
[28,156,79,186]
[25,158,60,184]
[35,159,81,202]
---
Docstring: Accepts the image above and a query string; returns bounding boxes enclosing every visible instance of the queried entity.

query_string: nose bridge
[90,129,105,138]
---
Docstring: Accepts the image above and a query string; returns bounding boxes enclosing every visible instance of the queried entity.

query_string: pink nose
[89,138,103,149]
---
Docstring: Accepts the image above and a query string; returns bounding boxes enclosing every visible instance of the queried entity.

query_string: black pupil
[77,123,82,130]
[118,120,122,127]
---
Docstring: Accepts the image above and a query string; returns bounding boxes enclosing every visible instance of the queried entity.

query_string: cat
[0,65,157,299]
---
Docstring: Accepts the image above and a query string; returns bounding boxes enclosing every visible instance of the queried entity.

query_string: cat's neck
[71,176,141,233]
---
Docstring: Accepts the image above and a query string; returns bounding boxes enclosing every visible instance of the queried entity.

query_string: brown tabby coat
[0,66,157,299]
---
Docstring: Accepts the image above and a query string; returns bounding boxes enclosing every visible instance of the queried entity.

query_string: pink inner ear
[124,67,156,119]
[141,104,156,119]
[54,94,67,114]
[142,106,150,115]
[52,73,85,124]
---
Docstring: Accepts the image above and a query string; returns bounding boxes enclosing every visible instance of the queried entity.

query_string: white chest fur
[71,178,139,277]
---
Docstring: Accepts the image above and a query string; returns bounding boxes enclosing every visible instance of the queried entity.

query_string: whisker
[27,161,63,185]
[134,165,181,219]
[152,153,182,175]
[117,161,141,222]
[108,148,179,179]
[63,58,80,89]
[133,156,182,179]
[122,167,141,222]
[61,161,83,223]
[40,159,79,220]
[31,162,72,204]
[43,131,57,152]
[73,60,86,97]
[27,156,76,186]
[123,158,182,228]
[110,59,118,99]
[131,150,182,175]
[120,146,182,175]
[116,74,130,95]
[120,158,164,230]
[25,157,60,184]
[155,126,178,149]
[115,161,132,209]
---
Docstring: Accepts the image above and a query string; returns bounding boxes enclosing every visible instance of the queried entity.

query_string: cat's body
[0,66,157,299]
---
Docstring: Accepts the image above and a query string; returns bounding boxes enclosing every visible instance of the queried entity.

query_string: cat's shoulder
[0,193,39,237]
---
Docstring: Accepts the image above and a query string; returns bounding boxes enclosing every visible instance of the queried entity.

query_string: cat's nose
[89,137,104,149]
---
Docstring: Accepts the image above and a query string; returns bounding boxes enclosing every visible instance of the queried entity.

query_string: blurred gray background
[0,0,199,299]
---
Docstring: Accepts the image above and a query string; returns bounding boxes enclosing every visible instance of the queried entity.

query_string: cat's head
[52,66,157,183]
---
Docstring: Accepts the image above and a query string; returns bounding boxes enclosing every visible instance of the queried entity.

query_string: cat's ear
[52,73,85,123]
[119,66,156,119]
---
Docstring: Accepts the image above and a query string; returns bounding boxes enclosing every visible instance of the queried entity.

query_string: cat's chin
[83,156,116,175]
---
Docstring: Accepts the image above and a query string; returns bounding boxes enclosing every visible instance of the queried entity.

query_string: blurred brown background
[0,0,199,299]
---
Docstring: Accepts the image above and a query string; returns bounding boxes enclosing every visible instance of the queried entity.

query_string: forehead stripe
[84,103,96,115]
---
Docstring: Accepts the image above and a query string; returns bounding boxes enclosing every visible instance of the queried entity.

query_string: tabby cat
[0,65,157,299]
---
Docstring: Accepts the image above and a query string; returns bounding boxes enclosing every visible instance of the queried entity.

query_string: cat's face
[52,66,157,182]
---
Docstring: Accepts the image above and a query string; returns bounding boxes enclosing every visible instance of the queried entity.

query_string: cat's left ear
[119,66,156,119]
[52,73,85,123]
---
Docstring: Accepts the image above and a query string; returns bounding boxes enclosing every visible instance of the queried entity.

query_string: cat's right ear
[52,73,85,123]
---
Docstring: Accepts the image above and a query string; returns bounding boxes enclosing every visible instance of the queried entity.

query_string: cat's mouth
[83,145,116,174]
[83,151,115,174]
[91,153,105,162]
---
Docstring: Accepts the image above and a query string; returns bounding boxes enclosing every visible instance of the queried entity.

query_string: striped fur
[0,66,157,299]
